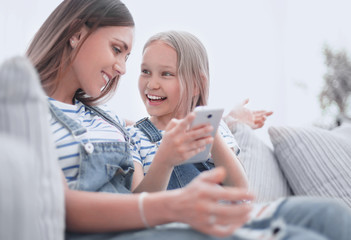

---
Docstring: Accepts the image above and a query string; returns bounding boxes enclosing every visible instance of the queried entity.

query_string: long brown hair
[27,0,134,105]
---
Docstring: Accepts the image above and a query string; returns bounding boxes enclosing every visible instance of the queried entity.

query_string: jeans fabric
[49,102,134,193]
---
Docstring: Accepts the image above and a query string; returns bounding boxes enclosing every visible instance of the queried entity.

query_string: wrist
[143,190,180,226]
[223,115,238,132]
[152,146,176,169]
[138,192,151,228]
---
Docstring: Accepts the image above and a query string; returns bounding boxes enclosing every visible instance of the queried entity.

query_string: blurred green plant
[320,45,351,123]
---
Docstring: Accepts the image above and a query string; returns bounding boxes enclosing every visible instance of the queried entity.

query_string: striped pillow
[269,124,351,208]
[232,123,292,203]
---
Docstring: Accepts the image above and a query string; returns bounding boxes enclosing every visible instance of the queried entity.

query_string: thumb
[198,167,226,185]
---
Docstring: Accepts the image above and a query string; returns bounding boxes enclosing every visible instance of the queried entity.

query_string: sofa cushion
[0,56,65,239]
[232,123,292,202]
[0,135,41,239]
[269,124,351,208]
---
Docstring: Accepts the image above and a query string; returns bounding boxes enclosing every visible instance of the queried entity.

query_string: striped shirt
[49,98,126,189]
[128,120,240,175]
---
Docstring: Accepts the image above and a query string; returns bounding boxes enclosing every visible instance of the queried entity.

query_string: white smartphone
[182,106,224,164]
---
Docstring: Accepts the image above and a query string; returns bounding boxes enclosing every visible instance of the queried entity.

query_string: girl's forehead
[143,41,177,63]
[146,40,174,52]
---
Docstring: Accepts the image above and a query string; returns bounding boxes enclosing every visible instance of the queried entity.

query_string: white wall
[2,0,351,143]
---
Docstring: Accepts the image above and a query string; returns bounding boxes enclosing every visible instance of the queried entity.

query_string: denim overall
[135,117,215,190]
[49,102,134,193]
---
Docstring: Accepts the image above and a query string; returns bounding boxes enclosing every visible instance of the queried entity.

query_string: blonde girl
[130,31,248,192]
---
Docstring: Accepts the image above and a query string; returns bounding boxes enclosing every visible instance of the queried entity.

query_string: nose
[113,59,126,76]
[146,75,160,89]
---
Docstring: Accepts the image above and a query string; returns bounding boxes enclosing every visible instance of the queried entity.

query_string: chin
[146,109,162,117]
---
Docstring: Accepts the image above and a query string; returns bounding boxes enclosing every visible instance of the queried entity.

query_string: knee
[292,196,350,218]
[321,198,351,218]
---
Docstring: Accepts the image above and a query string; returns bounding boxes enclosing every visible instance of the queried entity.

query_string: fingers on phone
[189,124,213,137]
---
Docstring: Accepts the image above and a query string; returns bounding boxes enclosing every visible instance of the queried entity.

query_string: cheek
[138,78,145,96]
[72,50,91,77]
[172,84,181,100]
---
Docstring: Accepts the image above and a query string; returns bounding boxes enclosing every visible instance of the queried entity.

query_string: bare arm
[65,187,148,232]
[210,132,248,189]
[131,157,173,192]
[64,168,254,237]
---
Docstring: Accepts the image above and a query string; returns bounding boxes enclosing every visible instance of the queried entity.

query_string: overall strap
[48,102,87,137]
[134,117,162,143]
[84,105,132,144]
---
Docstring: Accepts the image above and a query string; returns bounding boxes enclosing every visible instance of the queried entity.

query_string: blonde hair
[26,0,134,105]
[143,30,210,115]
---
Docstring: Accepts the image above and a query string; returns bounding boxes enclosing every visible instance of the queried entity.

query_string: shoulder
[219,119,232,135]
[127,125,144,141]
[97,103,126,127]
[127,123,159,145]
[127,124,160,168]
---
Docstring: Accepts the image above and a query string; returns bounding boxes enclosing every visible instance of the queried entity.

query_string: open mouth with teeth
[101,72,111,91]
[146,94,167,102]
[102,72,110,84]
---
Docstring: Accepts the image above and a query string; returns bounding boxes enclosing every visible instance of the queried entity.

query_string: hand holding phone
[182,106,224,164]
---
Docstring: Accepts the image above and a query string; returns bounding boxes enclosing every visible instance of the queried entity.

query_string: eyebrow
[113,38,129,51]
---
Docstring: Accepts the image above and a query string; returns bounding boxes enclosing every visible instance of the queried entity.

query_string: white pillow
[269,124,351,207]
[232,123,292,202]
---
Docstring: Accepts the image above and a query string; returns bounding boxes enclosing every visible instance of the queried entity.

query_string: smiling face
[53,26,134,104]
[139,41,185,128]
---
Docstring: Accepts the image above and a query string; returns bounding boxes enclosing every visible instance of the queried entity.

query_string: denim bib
[49,102,134,194]
[135,117,214,190]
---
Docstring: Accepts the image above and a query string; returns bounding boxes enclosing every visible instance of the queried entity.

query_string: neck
[149,116,172,130]
[49,71,79,105]
[149,111,187,130]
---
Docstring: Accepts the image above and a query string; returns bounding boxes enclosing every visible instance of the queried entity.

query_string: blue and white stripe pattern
[128,120,241,175]
[49,98,126,188]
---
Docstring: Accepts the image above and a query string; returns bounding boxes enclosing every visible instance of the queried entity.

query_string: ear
[69,26,88,49]
[69,36,78,49]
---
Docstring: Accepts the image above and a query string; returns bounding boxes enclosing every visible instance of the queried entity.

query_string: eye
[141,69,150,75]
[162,72,174,77]
[113,46,121,54]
